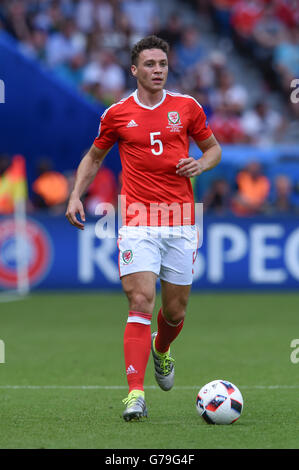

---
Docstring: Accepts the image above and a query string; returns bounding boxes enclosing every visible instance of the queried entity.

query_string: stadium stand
[0,0,298,215]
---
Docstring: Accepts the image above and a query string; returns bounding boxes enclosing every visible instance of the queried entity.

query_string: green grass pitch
[0,291,298,449]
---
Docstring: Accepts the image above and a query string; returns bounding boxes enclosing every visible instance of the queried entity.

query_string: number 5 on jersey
[150,132,163,156]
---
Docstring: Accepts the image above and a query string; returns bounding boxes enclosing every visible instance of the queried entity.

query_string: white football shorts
[117,225,199,285]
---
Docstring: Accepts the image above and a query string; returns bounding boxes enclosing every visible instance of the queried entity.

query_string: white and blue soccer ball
[196,380,243,425]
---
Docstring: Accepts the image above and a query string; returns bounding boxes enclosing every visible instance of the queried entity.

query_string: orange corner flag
[9,154,28,204]
[0,155,27,213]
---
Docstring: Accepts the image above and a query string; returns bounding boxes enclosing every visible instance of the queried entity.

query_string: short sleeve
[188,99,213,142]
[93,107,118,149]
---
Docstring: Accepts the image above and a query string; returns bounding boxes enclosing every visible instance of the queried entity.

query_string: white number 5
[150,131,163,156]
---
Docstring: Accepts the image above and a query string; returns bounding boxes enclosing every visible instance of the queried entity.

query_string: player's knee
[163,304,186,324]
[163,296,188,323]
[127,291,155,314]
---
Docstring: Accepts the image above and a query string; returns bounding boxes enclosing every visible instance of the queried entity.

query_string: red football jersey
[93,89,212,226]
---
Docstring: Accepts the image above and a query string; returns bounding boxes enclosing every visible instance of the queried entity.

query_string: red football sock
[123,311,152,392]
[155,308,184,354]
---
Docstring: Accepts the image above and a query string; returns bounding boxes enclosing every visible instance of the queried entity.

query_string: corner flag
[9,154,28,204]
[0,154,29,296]
[0,154,27,212]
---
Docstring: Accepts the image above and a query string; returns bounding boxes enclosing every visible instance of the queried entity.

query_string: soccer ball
[196,380,243,425]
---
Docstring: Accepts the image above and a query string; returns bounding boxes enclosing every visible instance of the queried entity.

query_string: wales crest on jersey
[168,111,181,125]
[167,111,183,132]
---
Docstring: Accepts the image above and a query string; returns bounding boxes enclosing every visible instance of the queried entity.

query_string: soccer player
[66,35,221,421]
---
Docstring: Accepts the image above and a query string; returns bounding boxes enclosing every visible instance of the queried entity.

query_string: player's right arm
[66,144,112,230]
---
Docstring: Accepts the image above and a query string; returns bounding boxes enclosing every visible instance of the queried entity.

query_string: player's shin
[155,308,184,354]
[123,311,152,392]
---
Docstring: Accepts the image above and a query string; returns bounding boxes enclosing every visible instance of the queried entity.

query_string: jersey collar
[133,89,166,110]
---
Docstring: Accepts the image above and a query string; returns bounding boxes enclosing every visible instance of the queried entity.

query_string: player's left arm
[176,134,221,178]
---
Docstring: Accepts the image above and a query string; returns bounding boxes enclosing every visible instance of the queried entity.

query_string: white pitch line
[0,385,298,390]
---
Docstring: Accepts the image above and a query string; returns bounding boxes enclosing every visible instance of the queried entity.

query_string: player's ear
[131,64,137,78]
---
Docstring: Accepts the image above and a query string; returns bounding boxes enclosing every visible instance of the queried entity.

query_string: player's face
[131,49,168,93]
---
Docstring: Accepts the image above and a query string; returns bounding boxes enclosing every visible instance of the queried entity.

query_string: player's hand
[176,157,205,178]
[65,193,85,230]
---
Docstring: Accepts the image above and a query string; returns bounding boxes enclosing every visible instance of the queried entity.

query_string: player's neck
[136,87,164,108]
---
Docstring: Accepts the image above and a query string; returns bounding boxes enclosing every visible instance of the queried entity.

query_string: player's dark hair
[131,35,169,65]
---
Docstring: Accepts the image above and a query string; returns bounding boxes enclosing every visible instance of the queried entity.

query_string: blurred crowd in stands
[0,0,298,145]
[204,0,299,119]
[1,152,298,217]
[0,0,298,216]
[200,160,298,216]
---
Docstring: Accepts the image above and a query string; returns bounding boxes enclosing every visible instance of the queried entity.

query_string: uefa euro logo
[0,79,4,103]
